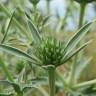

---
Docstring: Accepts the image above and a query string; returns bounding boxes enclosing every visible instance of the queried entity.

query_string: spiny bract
[33,37,65,66]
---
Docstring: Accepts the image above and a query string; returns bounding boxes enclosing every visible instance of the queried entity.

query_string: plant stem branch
[74,79,96,88]
[48,65,55,96]
[46,0,50,15]
[78,1,86,29]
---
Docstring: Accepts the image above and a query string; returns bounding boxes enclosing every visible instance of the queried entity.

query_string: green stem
[74,79,96,88]
[33,5,37,22]
[46,0,50,15]
[78,1,88,81]
[58,6,69,31]
[78,1,87,28]
[69,62,77,86]
[61,0,73,30]
[69,1,87,85]
[48,65,55,96]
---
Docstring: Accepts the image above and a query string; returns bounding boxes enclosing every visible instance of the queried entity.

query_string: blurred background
[0,0,96,30]
[0,0,96,96]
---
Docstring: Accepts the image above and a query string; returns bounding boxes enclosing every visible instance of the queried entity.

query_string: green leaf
[64,41,91,63]
[64,21,93,55]
[0,44,41,66]
[17,67,25,83]
[22,85,36,92]
[58,41,91,67]
[0,93,13,96]
[74,57,92,83]
[22,77,47,92]
[22,84,48,96]
[30,77,47,85]
[0,80,11,85]
[42,15,50,26]
[1,9,15,44]
[25,12,32,20]
[11,82,22,95]
[27,19,41,44]
[0,80,22,95]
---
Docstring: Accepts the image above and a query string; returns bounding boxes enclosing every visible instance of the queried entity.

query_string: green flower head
[27,19,93,68]
[34,37,64,66]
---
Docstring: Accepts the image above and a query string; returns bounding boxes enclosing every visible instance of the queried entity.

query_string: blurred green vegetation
[0,0,96,96]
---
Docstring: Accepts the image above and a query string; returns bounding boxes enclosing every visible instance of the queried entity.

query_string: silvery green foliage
[0,77,47,96]
[0,14,94,67]
[23,15,94,67]
[25,12,50,33]
[0,8,95,96]
[0,10,93,67]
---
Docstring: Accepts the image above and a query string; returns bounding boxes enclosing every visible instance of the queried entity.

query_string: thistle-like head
[34,37,64,66]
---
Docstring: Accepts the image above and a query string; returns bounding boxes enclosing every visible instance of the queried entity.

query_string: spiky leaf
[64,21,93,55]
[1,10,15,43]
[0,44,41,66]
[58,41,91,67]
[28,20,41,44]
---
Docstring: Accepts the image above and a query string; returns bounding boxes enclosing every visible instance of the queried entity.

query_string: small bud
[74,0,95,3]
[29,0,40,5]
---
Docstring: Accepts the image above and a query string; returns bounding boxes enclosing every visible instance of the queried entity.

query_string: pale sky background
[39,0,95,17]
[1,0,95,30]
[38,0,95,29]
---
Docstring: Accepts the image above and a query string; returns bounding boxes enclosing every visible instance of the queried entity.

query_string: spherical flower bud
[33,37,64,66]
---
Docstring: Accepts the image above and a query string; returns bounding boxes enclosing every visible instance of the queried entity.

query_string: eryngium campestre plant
[74,0,95,3]
[0,17,94,68]
[0,11,95,96]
